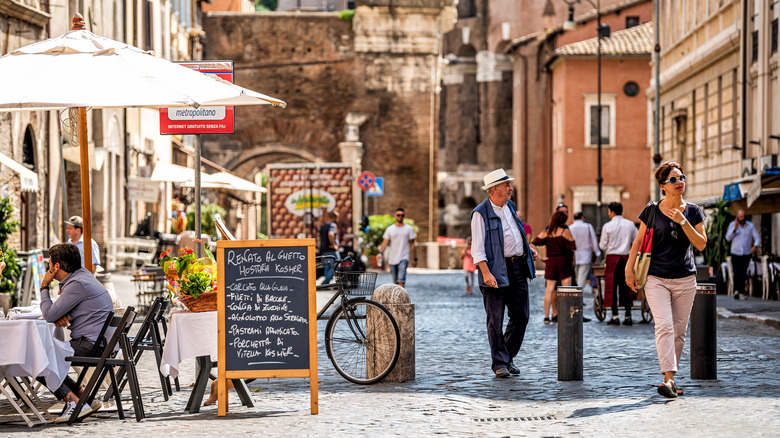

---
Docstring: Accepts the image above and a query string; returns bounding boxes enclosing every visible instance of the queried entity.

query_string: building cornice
[655,23,740,93]
[0,0,50,28]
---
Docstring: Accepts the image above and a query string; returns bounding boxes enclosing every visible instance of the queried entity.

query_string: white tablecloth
[0,320,74,388]
[160,310,217,379]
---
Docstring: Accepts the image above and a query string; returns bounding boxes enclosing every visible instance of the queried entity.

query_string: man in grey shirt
[39,243,113,422]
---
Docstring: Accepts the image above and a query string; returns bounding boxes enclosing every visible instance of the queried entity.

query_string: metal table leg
[184,356,212,413]
[231,379,254,407]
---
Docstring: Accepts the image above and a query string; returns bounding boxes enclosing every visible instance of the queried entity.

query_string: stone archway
[216,144,325,238]
[225,144,323,179]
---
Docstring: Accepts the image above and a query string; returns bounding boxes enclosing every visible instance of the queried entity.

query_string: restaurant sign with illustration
[268,164,353,240]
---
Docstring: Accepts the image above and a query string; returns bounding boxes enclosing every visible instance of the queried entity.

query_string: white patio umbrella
[0,14,285,267]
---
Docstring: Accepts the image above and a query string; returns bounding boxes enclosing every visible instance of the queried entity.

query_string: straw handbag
[633,202,657,288]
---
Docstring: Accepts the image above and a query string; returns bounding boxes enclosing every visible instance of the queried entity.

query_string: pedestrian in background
[600,202,637,325]
[625,161,707,399]
[532,211,576,324]
[569,212,601,295]
[65,215,101,274]
[517,212,533,242]
[319,210,340,284]
[471,169,537,378]
[725,209,760,300]
[378,207,417,287]
[462,236,476,294]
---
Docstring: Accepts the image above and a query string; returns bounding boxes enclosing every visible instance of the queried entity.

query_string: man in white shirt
[470,169,537,378]
[378,208,417,287]
[725,210,761,300]
[569,212,601,295]
[599,202,637,325]
[65,216,100,274]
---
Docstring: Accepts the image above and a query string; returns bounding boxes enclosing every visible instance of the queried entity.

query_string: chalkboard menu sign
[216,239,317,416]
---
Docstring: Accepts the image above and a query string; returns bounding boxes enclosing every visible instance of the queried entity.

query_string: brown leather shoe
[494,367,511,378]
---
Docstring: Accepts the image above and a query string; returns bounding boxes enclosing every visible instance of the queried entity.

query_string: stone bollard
[557,286,583,381]
[371,284,415,382]
[690,283,717,380]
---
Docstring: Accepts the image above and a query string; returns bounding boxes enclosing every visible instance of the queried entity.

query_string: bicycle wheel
[593,289,606,321]
[325,298,400,384]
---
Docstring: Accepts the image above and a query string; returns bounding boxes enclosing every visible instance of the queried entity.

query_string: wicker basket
[178,290,218,312]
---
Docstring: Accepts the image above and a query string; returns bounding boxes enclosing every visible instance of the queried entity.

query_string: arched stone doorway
[20,125,37,251]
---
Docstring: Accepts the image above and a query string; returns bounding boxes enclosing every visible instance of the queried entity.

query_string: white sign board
[128,176,160,203]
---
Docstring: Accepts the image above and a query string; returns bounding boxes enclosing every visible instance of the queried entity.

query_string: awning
[722,169,780,214]
[0,151,38,192]
[202,172,266,193]
[153,162,264,193]
[150,162,211,184]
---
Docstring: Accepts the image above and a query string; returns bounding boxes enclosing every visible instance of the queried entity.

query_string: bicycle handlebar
[315,254,353,270]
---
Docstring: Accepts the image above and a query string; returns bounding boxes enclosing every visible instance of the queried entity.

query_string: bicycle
[316,255,401,384]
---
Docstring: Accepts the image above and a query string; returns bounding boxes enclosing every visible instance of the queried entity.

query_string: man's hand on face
[42,263,59,289]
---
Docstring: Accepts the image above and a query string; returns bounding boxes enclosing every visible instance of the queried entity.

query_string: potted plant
[159,243,218,312]
[701,198,733,293]
[0,197,20,311]
[186,203,227,240]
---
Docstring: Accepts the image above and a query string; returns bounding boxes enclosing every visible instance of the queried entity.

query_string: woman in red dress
[532,211,576,323]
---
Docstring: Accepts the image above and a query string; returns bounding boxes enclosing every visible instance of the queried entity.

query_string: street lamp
[561,0,609,231]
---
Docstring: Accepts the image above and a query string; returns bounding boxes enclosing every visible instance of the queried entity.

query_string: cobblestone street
[1,270,779,437]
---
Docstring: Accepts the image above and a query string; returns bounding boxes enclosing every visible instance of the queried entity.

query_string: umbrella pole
[78,106,93,271]
[195,134,202,258]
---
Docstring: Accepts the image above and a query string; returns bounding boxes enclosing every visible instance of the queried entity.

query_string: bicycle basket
[336,271,378,296]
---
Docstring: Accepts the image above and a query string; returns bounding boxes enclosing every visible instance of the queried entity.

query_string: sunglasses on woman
[662,174,687,185]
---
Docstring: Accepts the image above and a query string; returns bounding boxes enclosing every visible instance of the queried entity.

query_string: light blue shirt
[69,235,101,267]
[725,220,760,256]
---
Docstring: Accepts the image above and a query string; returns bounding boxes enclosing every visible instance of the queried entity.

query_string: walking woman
[532,211,576,324]
[625,161,707,398]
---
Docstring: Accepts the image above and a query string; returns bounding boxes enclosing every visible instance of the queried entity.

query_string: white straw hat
[481,169,514,190]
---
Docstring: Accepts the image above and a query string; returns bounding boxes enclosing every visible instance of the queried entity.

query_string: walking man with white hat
[470,169,537,377]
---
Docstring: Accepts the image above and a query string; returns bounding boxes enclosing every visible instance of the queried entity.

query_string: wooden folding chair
[66,308,143,424]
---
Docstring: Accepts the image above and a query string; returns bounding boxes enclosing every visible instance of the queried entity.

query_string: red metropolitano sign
[160,61,235,135]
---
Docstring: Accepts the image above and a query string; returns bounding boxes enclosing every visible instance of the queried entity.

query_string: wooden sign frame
[216,238,318,416]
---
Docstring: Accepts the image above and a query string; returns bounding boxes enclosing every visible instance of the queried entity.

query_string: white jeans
[575,264,592,294]
[644,275,697,374]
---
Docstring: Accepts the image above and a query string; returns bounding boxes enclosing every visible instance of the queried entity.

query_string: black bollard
[557,286,583,381]
[690,283,717,380]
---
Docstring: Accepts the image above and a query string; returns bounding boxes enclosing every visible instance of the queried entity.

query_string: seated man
[38,243,113,423]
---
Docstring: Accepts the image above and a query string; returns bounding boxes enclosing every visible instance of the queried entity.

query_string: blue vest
[471,199,536,288]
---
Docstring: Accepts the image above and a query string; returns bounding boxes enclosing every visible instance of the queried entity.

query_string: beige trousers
[644,275,697,374]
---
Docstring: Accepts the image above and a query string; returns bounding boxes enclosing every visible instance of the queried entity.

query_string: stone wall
[202,9,447,241]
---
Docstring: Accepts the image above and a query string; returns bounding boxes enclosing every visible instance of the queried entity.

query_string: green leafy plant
[186,203,227,239]
[178,271,213,299]
[0,198,20,304]
[158,245,217,299]
[359,214,419,255]
[338,9,355,21]
[702,198,733,270]
[255,0,277,11]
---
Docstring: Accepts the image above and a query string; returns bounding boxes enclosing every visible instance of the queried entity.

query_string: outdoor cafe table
[0,319,73,427]
[159,310,253,413]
